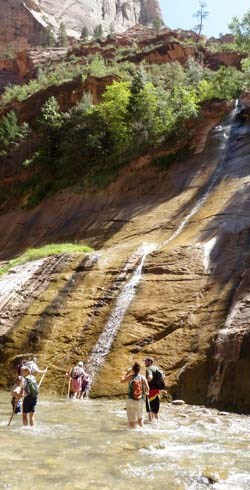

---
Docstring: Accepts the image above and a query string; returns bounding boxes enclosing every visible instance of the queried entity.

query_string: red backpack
[131,376,143,400]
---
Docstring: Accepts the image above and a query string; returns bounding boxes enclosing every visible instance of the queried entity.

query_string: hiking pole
[146,395,153,422]
[38,367,48,389]
[61,374,67,397]
[67,375,71,399]
[7,399,18,427]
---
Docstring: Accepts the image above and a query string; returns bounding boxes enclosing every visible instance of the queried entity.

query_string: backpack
[25,377,38,398]
[131,376,143,400]
[71,367,82,379]
[153,369,166,390]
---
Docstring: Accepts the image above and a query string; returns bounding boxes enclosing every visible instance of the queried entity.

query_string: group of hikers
[9,355,165,429]
[10,357,90,426]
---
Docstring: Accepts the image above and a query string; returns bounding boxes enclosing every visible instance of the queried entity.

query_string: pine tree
[193,1,209,36]
[40,26,55,47]
[152,17,163,32]
[58,22,68,47]
[80,26,89,42]
[93,24,103,41]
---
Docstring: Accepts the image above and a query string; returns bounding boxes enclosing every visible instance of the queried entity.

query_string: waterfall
[86,243,156,391]
[86,103,240,392]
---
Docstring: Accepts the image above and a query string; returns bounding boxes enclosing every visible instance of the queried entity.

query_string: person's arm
[146,368,153,383]
[35,364,46,374]
[120,368,133,383]
[143,376,149,395]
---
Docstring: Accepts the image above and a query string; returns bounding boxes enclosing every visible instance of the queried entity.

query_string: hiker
[144,357,165,421]
[24,356,46,375]
[67,361,86,399]
[79,368,89,399]
[11,376,24,414]
[16,359,28,376]
[21,366,39,427]
[120,362,149,429]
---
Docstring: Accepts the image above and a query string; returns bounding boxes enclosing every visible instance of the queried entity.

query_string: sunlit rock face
[38,0,163,34]
[0,0,163,53]
[1,84,250,411]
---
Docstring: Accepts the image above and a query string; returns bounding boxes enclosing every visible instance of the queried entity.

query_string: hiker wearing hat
[24,356,46,375]
[144,357,165,421]
[11,375,24,414]
[67,361,87,399]
[21,365,39,426]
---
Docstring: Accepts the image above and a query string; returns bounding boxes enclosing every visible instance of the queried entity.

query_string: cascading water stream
[86,243,156,391]
[86,102,241,391]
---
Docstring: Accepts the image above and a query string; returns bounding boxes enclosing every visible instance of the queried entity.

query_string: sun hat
[144,357,154,363]
[77,361,84,367]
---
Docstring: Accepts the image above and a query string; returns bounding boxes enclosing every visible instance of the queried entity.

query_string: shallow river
[1,393,250,490]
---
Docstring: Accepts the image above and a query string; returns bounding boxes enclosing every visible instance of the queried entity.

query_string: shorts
[126,398,144,423]
[146,395,160,414]
[11,398,21,414]
[23,394,37,414]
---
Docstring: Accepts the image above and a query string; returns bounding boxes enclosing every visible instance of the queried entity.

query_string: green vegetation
[152,17,163,32]
[80,26,89,41]
[0,243,93,276]
[229,9,250,50]
[1,13,250,208]
[193,1,209,36]
[0,111,29,156]
[39,26,55,47]
[93,24,103,41]
[58,22,68,47]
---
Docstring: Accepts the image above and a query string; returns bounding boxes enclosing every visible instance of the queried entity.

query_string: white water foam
[202,236,217,272]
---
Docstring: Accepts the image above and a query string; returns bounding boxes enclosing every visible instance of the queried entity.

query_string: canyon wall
[0,0,163,53]
[1,100,250,413]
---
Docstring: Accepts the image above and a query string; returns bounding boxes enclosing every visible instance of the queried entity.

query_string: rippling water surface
[1,393,250,489]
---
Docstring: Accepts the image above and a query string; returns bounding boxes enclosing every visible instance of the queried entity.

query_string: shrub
[0,111,29,156]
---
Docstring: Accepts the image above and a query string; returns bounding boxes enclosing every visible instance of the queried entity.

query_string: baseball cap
[144,357,154,363]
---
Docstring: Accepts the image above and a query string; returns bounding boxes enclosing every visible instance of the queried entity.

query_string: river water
[1,394,250,490]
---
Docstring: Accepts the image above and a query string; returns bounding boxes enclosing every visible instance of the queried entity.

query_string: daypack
[25,377,38,398]
[152,369,166,390]
[131,376,143,400]
[71,367,82,379]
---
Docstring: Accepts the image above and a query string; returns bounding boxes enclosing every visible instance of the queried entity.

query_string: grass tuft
[0,243,93,276]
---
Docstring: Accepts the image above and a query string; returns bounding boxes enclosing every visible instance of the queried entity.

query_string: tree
[58,22,68,47]
[109,23,115,36]
[40,26,55,47]
[193,1,209,36]
[152,17,163,32]
[93,24,103,41]
[0,111,29,156]
[228,10,250,50]
[80,26,89,42]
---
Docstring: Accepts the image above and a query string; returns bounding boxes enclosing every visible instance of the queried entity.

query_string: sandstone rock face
[0,0,43,53]
[0,0,163,53]
[2,99,250,415]
[39,0,163,34]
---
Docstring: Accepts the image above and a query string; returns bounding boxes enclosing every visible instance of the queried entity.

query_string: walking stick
[38,367,48,389]
[146,395,152,421]
[67,374,71,399]
[61,374,67,397]
[7,399,18,427]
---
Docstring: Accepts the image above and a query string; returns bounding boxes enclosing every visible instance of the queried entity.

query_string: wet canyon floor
[0,393,250,490]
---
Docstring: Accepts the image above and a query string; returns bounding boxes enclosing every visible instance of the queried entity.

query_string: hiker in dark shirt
[144,357,165,422]
[21,366,38,427]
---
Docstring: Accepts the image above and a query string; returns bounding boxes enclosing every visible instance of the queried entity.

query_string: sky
[159,0,250,37]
